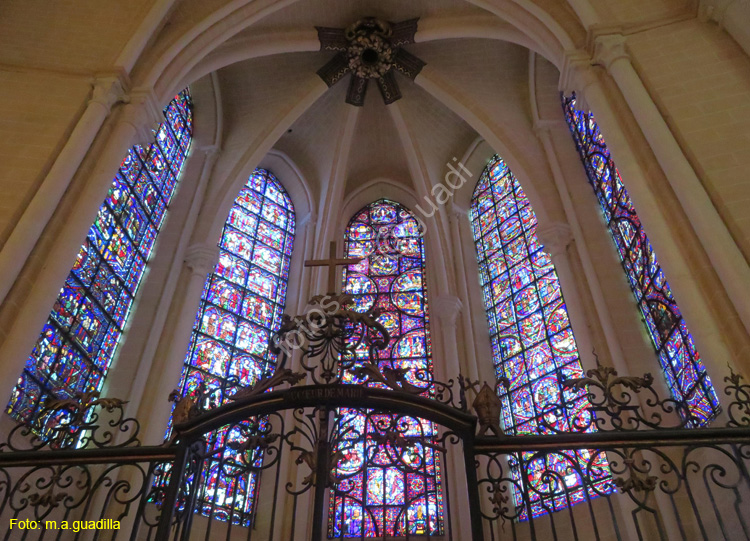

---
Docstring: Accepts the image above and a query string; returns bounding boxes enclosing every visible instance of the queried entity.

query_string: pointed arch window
[170,168,295,525]
[329,199,444,537]
[469,155,612,518]
[563,96,720,426]
[7,91,193,427]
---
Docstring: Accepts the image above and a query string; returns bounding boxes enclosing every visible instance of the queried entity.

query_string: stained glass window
[171,169,295,525]
[563,96,720,426]
[7,91,193,427]
[470,155,612,518]
[329,199,444,537]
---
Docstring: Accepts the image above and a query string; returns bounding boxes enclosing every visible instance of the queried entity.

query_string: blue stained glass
[329,199,444,538]
[8,90,193,426]
[470,155,613,519]
[170,168,295,526]
[562,96,720,426]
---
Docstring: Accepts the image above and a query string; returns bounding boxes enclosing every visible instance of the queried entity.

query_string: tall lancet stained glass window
[469,155,612,518]
[563,96,720,426]
[171,169,294,525]
[329,199,444,537]
[7,91,193,426]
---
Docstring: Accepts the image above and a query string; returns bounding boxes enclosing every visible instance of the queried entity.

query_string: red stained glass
[207,278,242,312]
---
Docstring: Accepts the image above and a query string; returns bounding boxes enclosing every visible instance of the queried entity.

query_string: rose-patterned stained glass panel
[562,96,720,426]
[170,169,295,526]
[7,90,193,426]
[470,155,613,518]
[329,199,444,537]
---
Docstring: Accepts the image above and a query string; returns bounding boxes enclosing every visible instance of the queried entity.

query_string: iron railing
[0,292,748,540]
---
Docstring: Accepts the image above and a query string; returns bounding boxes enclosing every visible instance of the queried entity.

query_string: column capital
[537,222,573,258]
[197,145,221,170]
[119,86,163,145]
[449,203,469,221]
[433,295,463,328]
[592,34,630,71]
[697,0,717,23]
[184,244,219,276]
[532,118,565,138]
[89,71,130,112]
[558,49,598,111]
[298,211,318,227]
[197,144,221,158]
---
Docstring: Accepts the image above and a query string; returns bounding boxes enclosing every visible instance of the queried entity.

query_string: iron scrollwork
[725,366,750,428]
[1,391,140,452]
[2,276,750,541]
[270,293,389,386]
[474,366,750,539]
[544,356,697,431]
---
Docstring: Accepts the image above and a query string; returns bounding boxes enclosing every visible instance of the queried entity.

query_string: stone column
[431,294,474,537]
[0,74,128,307]
[699,0,750,57]
[593,34,750,337]
[448,210,481,381]
[433,295,463,382]
[0,90,163,409]
[138,243,219,444]
[286,216,317,374]
[534,124,628,374]
[450,205,494,381]
[294,216,317,314]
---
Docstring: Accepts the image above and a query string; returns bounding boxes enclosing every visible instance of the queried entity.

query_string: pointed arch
[169,168,295,524]
[469,155,612,518]
[329,199,444,537]
[7,91,193,428]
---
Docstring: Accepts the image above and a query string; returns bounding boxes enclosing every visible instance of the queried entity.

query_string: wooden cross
[305,241,362,295]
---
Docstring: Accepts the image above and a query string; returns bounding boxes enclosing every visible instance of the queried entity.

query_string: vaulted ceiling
[161,0,691,247]
[203,0,557,225]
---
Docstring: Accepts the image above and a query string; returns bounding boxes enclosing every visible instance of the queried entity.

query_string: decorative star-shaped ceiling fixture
[315,17,426,106]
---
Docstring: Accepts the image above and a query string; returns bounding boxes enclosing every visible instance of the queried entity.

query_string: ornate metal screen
[1,278,749,541]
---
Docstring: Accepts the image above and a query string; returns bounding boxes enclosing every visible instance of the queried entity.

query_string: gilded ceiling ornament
[315,17,425,106]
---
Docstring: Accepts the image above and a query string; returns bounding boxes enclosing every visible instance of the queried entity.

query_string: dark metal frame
[1,291,749,540]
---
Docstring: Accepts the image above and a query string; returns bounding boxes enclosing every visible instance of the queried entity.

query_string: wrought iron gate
[1,292,750,540]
